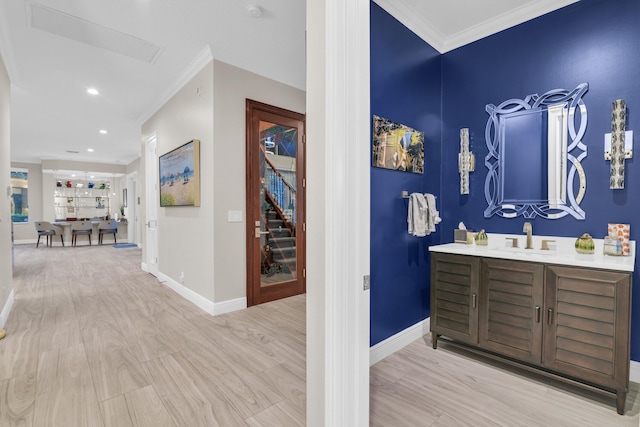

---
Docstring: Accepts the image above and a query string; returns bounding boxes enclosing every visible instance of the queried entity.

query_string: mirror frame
[484,82,588,220]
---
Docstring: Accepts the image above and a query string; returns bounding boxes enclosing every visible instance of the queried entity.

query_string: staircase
[262,204,296,277]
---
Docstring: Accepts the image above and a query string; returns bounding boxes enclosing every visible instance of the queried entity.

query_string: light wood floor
[1,244,638,426]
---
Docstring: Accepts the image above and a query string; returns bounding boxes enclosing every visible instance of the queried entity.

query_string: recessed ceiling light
[99,129,107,134]
[71,174,76,177]
[87,88,99,95]
[90,175,95,178]
[87,148,95,152]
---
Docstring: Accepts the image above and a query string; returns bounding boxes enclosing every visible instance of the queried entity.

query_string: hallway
[0,244,306,426]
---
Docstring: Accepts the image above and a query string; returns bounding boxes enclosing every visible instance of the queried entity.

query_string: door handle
[255,228,270,238]
[547,308,553,325]
[535,306,541,323]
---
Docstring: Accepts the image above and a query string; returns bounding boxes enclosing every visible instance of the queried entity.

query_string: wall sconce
[458,128,474,194]
[605,99,631,189]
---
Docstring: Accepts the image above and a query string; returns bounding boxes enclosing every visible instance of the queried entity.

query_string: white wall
[212,59,305,302]
[142,61,215,301]
[0,53,12,326]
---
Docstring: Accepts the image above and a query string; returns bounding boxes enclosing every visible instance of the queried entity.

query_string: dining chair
[71,220,93,247]
[98,220,119,245]
[34,221,64,248]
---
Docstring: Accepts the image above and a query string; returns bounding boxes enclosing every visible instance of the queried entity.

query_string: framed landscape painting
[159,139,201,207]
[372,115,424,174]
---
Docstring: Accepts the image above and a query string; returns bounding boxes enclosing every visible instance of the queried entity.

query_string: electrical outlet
[179,272,185,284]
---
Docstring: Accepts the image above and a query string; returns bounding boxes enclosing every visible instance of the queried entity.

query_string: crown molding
[442,0,579,52]
[373,0,446,52]
[137,45,213,126]
[373,0,579,54]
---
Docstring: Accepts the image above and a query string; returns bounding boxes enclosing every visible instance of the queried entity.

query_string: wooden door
[479,258,543,364]
[246,100,306,306]
[430,253,480,347]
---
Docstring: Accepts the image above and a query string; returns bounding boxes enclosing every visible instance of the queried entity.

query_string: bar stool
[34,221,64,247]
[71,220,93,247]
[98,220,118,245]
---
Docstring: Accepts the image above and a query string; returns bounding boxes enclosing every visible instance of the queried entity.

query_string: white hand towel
[408,193,429,237]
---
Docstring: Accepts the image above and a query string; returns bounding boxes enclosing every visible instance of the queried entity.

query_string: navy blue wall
[370,2,442,346]
[441,0,640,360]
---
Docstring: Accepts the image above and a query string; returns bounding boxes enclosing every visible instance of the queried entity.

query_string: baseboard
[159,272,215,315]
[157,273,247,317]
[630,361,640,384]
[212,297,247,315]
[141,262,148,273]
[369,318,430,366]
[15,239,37,245]
[370,317,640,385]
[0,289,15,328]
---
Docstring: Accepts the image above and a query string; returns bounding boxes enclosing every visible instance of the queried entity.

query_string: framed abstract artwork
[372,115,424,174]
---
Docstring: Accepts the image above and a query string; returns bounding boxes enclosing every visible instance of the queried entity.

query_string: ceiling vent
[27,2,163,63]
[66,150,80,154]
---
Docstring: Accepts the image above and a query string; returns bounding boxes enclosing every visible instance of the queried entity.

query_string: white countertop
[429,233,636,272]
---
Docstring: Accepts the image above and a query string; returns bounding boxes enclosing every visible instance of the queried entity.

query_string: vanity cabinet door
[479,258,544,365]
[430,253,480,346]
[543,266,631,392]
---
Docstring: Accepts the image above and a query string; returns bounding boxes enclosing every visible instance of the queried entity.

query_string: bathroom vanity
[429,234,635,414]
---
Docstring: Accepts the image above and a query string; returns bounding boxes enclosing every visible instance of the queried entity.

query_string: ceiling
[0,0,578,167]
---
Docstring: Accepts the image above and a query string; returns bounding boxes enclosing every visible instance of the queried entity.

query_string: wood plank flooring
[1,244,638,426]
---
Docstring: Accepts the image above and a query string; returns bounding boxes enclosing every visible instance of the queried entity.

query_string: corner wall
[369,2,442,346]
[142,61,215,302]
[0,52,12,326]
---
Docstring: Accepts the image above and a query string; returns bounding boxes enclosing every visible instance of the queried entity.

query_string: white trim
[157,272,246,316]
[306,0,370,425]
[141,262,148,272]
[370,318,430,366]
[158,272,214,315]
[137,46,212,125]
[0,288,14,328]
[14,239,37,245]
[631,361,640,384]
[212,297,246,316]
[441,0,579,53]
[370,318,640,387]
[373,0,578,53]
[372,0,446,52]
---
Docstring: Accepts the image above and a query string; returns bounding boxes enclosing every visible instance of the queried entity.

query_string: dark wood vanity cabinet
[430,253,632,414]
[430,253,479,347]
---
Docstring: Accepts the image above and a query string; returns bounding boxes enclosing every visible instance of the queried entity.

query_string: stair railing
[263,153,296,228]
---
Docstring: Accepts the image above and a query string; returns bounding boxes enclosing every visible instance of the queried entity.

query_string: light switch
[228,210,243,223]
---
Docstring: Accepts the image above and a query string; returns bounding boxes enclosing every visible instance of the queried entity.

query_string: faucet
[523,222,533,249]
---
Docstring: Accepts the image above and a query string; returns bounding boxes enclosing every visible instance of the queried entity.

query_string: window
[10,169,28,223]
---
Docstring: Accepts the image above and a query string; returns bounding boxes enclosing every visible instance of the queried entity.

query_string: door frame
[145,133,159,277]
[245,99,306,306]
